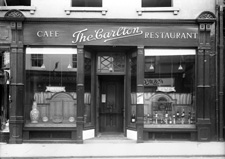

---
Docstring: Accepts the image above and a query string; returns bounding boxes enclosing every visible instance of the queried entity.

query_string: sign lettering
[72,27,143,44]
[24,23,199,46]
[144,78,174,86]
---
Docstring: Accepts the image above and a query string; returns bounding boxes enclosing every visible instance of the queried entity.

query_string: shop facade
[1,9,222,143]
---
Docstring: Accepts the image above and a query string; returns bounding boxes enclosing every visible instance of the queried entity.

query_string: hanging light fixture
[41,64,46,69]
[149,63,154,70]
[178,56,183,71]
[178,64,183,70]
[67,63,72,69]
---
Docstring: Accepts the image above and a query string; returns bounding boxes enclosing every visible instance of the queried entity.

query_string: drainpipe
[219,4,224,141]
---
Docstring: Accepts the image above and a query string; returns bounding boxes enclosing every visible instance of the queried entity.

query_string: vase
[30,101,40,123]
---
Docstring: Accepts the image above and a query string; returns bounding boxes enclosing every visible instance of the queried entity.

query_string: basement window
[3,0,31,6]
[142,0,172,7]
[72,0,102,7]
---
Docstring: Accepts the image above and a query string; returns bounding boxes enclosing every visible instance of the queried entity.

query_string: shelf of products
[143,93,196,127]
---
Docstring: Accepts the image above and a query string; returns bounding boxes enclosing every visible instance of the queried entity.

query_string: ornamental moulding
[197,11,216,23]
[4,9,25,21]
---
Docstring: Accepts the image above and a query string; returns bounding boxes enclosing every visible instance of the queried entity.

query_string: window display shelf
[144,124,196,129]
[25,121,76,128]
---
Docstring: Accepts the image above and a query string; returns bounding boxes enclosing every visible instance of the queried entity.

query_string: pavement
[0,140,225,159]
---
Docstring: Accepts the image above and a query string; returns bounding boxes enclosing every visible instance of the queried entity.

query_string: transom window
[142,0,172,7]
[31,54,43,67]
[97,53,125,73]
[3,0,31,6]
[72,0,102,7]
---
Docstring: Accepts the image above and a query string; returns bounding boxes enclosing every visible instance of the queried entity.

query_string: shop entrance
[98,76,124,133]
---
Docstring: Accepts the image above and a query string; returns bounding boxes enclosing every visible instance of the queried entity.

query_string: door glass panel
[130,55,137,127]
[84,53,92,126]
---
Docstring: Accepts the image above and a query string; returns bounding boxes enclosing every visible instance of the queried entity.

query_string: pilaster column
[196,11,216,141]
[9,21,24,144]
[136,46,144,143]
[76,46,84,144]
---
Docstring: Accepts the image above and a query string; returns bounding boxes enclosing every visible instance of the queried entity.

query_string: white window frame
[65,0,107,15]
[136,0,179,16]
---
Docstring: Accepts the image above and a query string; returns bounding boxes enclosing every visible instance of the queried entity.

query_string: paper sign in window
[102,94,106,103]
[137,93,144,104]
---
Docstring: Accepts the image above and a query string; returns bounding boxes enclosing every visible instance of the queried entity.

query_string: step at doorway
[84,132,135,143]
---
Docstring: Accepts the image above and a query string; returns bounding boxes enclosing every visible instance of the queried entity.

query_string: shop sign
[156,86,176,92]
[144,78,174,86]
[24,23,198,46]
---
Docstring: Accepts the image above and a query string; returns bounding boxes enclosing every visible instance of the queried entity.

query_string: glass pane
[144,54,196,126]
[84,55,92,126]
[25,51,77,125]
[142,0,171,7]
[97,54,125,73]
[6,0,31,6]
[130,56,137,127]
[72,0,102,7]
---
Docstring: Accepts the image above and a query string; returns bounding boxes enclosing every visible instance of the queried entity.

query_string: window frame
[142,0,172,8]
[71,0,102,7]
[31,54,43,67]
[3,0,31,6]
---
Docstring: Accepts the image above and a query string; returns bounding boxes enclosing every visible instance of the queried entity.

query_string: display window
[25,47,80,126]
[143,49,196,128]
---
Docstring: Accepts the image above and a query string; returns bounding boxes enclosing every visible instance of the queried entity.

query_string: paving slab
[0,141,225,158]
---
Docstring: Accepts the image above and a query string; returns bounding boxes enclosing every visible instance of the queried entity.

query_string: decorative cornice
[197,11,216,23]
[4,9,25,21]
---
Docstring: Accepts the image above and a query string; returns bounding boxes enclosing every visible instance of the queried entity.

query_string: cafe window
[142,0,172,7]
[31,54,43,67]
[143,49,196,127]
[25,47,78,126]
[72,0,102,7]
[3,0,31,6]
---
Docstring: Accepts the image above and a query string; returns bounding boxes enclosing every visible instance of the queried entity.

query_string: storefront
[2,9,220,143]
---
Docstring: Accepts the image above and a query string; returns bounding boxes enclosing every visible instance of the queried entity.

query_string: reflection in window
[31,54,43,67]
[142,0,172,7]
[72,0,102,7]
[4,0,31,6]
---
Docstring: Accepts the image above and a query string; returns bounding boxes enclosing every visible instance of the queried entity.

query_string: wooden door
[99,76,124,132]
